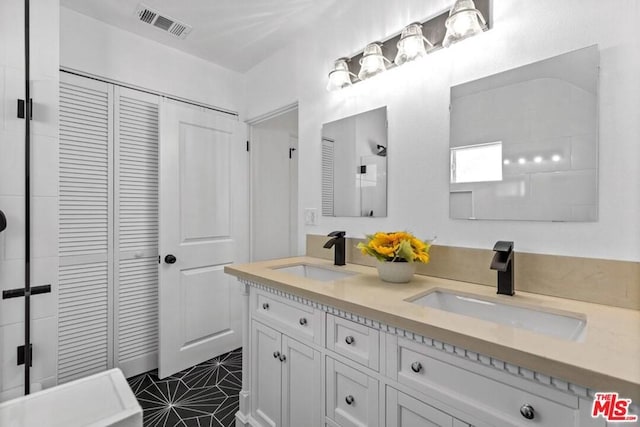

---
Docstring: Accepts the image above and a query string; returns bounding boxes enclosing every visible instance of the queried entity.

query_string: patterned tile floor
[127,348,242,427]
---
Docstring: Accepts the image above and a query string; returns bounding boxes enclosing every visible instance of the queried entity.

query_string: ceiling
[60,0,339,73]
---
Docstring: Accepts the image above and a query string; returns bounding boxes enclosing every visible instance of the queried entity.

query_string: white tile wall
[0,256,58,325]
[0,196,26,261]
[0,1,25,71]
[0,0,60,398]
[0,317,57,392]
[3,67,25,134]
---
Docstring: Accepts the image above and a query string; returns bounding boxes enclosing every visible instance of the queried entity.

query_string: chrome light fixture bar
[327,0,490,91]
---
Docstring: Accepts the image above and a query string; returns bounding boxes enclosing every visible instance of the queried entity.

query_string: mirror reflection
[449,45,599,222]
[322,107,388,217]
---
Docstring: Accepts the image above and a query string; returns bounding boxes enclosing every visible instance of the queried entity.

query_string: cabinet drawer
[327,315,380,371]
[394,337,577,426]
[326,357,379,427]
[253,289,323,345]
[386,387,455,427]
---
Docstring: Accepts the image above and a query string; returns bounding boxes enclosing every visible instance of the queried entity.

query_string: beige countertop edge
[224,257,640,401]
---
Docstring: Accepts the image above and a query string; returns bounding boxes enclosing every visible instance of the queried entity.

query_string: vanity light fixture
[358,42,389,81]
[442,0,488,48]
[327,58,355,91]
[551,154,562,162]
[518,157,526,165]
[395,23,433,66]
[326,0,491,91]
[503,159,510,165]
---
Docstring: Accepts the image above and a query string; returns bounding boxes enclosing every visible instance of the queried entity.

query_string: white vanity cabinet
[386,335,601,427]
[236,281,607,427]
[251,320,322,427]
[249,287,323,427]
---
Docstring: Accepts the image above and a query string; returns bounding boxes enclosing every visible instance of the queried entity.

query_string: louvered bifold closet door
[321,138,335,216]
[114,87,160,377]
[58,73,114,384]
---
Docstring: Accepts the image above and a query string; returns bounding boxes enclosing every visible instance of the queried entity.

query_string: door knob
[299,317,308,326]
[345,395,355,405]
[345,336,355,345]
[411,362,422,373]
[273,351,281,359]
[164,254,177,264]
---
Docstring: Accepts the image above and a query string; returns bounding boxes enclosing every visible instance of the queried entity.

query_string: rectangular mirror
[322,106,388,217]
[449,45,599,221]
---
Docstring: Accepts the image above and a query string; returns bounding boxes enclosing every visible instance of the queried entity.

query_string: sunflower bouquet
[357,231,432,263]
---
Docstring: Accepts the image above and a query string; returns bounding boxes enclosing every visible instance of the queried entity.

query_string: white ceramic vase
[376,260,417,283]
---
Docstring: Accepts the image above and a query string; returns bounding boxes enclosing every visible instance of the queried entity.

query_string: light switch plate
[304,208,317,225]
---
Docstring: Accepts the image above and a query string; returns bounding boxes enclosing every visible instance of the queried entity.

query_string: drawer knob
[520,404,535,420]
[345,336,355,345]
[279,354,287,362]
[299,317,308,326]
[411,362,423,373]
[345,395,355,405]
[262,303,270,310]
[273,351,280,359]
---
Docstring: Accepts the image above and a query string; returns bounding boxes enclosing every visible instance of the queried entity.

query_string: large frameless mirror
[449,45,599,221]
[321,107,388,217]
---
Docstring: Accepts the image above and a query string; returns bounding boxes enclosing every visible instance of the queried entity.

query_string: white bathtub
[0,369,142,427]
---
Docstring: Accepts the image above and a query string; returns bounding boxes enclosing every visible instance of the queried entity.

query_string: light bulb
[395,23,431,66]
[358,43,387,81]
[326,58,353,91]
[534,156,543,163]
[442,0,487,48]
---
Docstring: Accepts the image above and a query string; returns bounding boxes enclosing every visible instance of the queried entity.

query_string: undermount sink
[408,290,586,341]
[273,264,356,282]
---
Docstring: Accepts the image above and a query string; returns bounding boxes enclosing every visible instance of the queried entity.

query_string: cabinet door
[386,387,454,427]
[282,336,322,427]
[251,321,282,427]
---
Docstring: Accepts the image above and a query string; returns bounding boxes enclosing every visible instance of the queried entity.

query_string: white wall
[251,109,299,261]
[60,7,246,118]
[244,0,640,261]
[0,0,60,400]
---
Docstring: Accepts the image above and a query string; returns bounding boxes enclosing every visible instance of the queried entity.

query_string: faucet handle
[493,241,513,252]
[328,231,346,238]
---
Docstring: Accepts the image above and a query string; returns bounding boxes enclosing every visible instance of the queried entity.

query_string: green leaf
[396,240,415,262]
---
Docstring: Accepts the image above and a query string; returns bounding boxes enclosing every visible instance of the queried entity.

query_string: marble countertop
[225,256,640,401]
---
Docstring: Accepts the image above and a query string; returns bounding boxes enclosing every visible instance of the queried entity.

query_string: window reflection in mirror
[449,45,599,221]
[451,142,503,184]
[321,107,388,217]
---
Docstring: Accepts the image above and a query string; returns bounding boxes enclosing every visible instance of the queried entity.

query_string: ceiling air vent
[135,4,192,39]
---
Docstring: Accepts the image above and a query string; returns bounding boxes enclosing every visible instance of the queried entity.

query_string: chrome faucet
[323,231,346,266]
[490,241,514,295]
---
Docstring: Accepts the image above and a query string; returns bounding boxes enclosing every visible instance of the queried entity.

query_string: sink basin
[273,264,356,282]
[408,290,586,341]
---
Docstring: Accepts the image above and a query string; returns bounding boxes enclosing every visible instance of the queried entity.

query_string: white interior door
[159,100,247,378]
